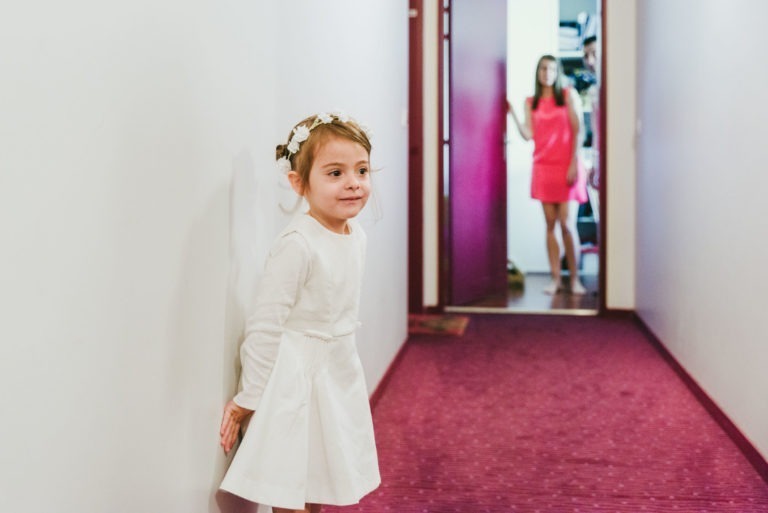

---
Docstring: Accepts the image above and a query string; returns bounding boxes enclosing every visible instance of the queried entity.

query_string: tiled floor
[455,271,599,313]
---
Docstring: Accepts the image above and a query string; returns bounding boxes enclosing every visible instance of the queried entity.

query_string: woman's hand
[220,400,254,454]
[506,100,516,118]
[567,160,578,186]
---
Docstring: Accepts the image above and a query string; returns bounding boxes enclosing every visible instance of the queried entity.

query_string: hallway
[5,2,768,511]
[327,314,768,512]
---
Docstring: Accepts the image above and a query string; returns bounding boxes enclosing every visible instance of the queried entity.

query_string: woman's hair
[531,55,565,110]
[276,114,372,190]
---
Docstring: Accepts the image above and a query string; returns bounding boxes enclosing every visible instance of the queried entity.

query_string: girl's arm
[234,234,309,409]
[507,99,533,141]
[220,233,310,453]
[566,88,584,185]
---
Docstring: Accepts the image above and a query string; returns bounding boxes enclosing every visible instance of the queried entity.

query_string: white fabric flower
[276,157,292,174]
[333,110,350,123]
[277,112,369,170]
[359,123,373,141]
[292,125,310,142]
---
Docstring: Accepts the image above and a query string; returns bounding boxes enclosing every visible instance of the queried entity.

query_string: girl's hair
[531,55,565,110]
[276,114,372,189]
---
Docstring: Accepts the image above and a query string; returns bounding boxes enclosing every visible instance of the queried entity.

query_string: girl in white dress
[219,113,380,513]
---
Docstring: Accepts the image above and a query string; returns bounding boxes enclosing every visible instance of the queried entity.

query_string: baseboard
[422,305,443,314]
[369,337,411,411]
[600,308,635,319]
[633,313,768,485]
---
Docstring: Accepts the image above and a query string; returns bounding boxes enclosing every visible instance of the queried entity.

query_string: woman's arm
[566,88,584,185]
[507,99,533,141]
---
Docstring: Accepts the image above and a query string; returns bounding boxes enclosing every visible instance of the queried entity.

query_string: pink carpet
[327,314,768,512]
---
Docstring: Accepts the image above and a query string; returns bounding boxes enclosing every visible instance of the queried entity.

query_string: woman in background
[508,55,588,295]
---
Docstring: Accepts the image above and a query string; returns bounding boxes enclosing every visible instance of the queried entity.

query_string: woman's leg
[541,202,562,294]
[558,201,586,294]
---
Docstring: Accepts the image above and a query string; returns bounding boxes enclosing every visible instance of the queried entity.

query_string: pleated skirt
[220,330,380,510]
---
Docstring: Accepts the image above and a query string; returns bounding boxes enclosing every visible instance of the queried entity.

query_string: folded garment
[559,35,581,51]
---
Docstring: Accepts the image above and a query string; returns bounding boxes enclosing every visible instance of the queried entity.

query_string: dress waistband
[284,322,361,342]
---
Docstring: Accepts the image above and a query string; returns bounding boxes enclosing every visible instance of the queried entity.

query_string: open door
[447,0,508,306]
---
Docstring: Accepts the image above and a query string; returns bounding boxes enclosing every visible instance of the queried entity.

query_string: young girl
[507,55,588,296]
[219,113,380,513]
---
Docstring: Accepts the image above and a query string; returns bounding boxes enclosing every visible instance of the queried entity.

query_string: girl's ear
[287,171,305,196]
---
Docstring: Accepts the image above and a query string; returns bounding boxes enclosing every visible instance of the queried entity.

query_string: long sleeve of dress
[233,232,311,411]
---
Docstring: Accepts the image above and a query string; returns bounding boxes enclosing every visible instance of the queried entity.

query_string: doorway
[439,0,606,315]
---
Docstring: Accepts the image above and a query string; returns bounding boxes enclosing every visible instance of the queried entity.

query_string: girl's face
[537,59,558,87]
[290,136,371,234]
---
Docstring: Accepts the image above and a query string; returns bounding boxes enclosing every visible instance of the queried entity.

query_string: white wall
[0,2,409,512]
[636,0,768,459]
[274,0,410,410]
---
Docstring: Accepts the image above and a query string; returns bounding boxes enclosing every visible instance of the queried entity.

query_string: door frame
[439,0,607,313]
[597,0,607,313]
[437,0,449,308]
[406,0,607,313]
[408,0,425,314]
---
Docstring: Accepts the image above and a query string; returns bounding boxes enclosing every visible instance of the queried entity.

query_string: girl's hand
[220,400,253,454]
[567,160,578,186]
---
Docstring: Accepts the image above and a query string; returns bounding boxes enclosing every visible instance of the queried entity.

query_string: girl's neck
[307,210,350,235]
[540,86,554,97]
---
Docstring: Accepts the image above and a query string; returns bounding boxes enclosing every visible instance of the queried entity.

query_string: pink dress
[527,88,587,203]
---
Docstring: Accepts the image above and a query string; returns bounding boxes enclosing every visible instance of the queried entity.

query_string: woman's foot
[543,281,561,295]
[570,280,587,295]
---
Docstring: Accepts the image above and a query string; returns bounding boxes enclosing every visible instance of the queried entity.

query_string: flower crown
[276,111,372,174]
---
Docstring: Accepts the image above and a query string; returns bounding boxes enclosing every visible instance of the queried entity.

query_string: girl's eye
[358,167,369,175]
[329,170,342,177]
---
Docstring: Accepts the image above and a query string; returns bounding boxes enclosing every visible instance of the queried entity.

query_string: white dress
[220,213,380,510]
